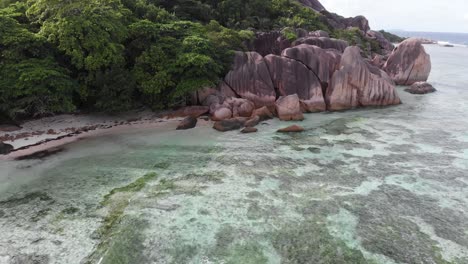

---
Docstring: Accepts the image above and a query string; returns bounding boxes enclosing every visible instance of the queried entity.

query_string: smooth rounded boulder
[241,127,258,134]
[383,38,431,85]
[405,82,436,94]
[275,94,304,121]
[176,117,198,130]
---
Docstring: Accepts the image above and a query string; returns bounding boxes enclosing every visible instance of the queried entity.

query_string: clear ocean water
[392,30,468,47]
[0,45,468,263]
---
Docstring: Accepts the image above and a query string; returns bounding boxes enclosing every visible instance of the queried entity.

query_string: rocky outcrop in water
[213,119,245,132]
[326,46,401,110]
[0,142,14,155]
[405,82,436,94]
[224,52,276,107]
[383,38,432,85]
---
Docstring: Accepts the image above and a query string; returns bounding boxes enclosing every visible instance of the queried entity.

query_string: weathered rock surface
[405,82,436,94]
[0,142,14,155]
[251,106,274,120]
[277,125,305,133]
[321,11,370,33]
[293,37,348,52]
[326,46,401,110]
[224,52,276,107]
[176,117,197,130]
[275,94,305,121]
[241,127,258,133]
[211,106,232,121]
[383,38,431,85]
[367,30,394,53]
[282,44,341,88]
[265,54,326,112]
[245,116,261,128]
[298,0,326,12]
[213,119,245,132]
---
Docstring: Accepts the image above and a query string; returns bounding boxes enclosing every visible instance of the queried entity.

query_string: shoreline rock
[383,38,432,85]
[277,125,305,133]
[404,82,436,94]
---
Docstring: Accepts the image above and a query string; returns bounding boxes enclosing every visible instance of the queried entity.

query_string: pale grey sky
[320,0,468,33]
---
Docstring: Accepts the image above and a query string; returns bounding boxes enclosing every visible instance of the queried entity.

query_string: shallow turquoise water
[1,45,468,264]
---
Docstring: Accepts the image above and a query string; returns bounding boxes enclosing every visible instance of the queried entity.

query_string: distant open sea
[390,31,468,47]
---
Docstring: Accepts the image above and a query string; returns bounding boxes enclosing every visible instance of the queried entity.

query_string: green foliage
[332,27,380,56]
[0,0,332,119]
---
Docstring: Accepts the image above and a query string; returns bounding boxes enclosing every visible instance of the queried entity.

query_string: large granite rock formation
[282,44,341,88]
[326,46,401,110]
[224,52,276,107]
[383,38,431,85]
[293,37,348,52]
[264,54,326,112]
[320,11,370,33]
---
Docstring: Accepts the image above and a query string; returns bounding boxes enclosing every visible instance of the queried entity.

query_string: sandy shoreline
[0,111,211,160]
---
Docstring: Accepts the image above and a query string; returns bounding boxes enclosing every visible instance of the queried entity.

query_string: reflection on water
[1,45,468,264]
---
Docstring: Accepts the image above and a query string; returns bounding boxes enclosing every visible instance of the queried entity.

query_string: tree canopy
[0,0,333,119]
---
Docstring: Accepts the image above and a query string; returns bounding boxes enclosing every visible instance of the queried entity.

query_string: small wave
[437,41,467,48]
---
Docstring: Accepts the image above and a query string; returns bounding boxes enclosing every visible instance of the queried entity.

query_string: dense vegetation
[0,0,371,120]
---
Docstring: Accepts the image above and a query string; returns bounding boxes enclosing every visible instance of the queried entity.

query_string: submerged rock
[264,54,326,112]
[383,38,432,85]
[326,46,401,111]
[241,127,258,134]
[275,94,304,121]
[213,119,245,132]
[176,117,197,130]
[277,125,305,133]
[405,82,437,94]
[224,52,276,107]
[0,142,13,155]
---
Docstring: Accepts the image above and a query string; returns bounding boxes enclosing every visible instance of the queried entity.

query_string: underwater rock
[213,119,245,132]
[383,38,432,85]
[176,117,197,130]
[275,94,304,121]
[277,125,305,133]
[0,141,14,155]
[404,82,437,94]
[241,127,258,133]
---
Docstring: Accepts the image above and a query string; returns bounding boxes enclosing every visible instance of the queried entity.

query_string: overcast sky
[320,0,468,33]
